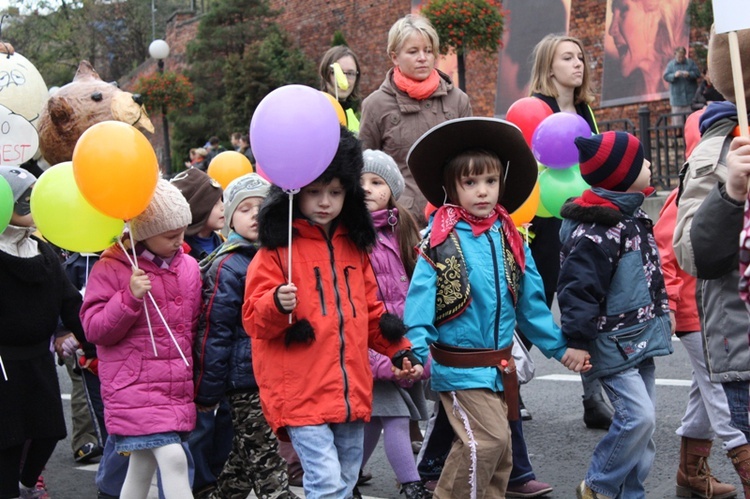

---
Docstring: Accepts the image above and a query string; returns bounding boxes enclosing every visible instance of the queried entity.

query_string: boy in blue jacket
[558,131,673,499]
[403,117,590,499]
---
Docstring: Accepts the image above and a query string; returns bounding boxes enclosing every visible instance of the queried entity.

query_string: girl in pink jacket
[80,180,202,499]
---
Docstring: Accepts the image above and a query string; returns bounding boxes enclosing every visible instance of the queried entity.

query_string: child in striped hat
[557,130,673,499]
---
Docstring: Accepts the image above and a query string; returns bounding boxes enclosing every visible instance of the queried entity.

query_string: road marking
[536,374,691,386]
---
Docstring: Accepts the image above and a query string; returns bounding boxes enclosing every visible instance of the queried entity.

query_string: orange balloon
[510,180,540,227]
[207,151,254,189]
[321,91,347,127]
[72,121,159,220]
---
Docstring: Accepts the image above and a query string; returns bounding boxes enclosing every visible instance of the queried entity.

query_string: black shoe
[401,481,429,499]
[74,442,103,463]
[583,394,613,430]
[97,492,119,499]
[352,485,363,499]
[357,469,372,486]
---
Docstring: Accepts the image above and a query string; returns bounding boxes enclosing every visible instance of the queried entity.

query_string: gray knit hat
[362,149,404,200]
[130,180,192,241]
[222,173,270,237]
[0,166,36,215]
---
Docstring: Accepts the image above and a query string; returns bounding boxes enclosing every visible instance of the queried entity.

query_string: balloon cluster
[24,85,343,252]
[505,98,592,221]
[31,121,158,252]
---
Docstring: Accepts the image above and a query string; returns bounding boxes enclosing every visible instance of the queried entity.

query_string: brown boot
[728,443,750,499]
[676,437,737,498]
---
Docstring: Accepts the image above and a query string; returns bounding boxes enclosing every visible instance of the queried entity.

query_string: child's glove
[79,356,99,376]
[61,336,80,358]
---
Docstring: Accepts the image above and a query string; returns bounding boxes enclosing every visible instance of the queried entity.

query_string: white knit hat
[130,180,192,241]
[362,149,404,200]
[222,173,270,237]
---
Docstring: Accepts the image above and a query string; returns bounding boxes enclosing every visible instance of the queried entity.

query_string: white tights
[119,443,193,499]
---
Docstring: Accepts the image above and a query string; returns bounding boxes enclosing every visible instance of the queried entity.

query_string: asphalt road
[44,334,741,499]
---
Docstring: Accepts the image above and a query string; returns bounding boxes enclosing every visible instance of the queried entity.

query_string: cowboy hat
[406,117,537,213]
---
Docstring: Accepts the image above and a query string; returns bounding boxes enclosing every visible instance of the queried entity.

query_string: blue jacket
[194,233,258,406]
[558,189,672,379]
[405,219,567,392]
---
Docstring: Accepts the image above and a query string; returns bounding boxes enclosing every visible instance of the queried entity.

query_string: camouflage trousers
[209,390,298,499]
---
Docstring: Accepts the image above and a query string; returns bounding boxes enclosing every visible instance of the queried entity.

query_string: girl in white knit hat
[80,180,202,498]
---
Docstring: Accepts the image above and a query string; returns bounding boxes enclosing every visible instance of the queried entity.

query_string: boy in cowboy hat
[403,117,590,498]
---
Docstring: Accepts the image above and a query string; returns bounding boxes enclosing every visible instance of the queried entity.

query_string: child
[359,149,430,498]
[558,131,673,498]
[403,117,590,499]
[242,128,423,499]
[170,167,232,497]
[194,173,296,499]
[80,180,201,499]
[170,167,225,261]
[0,166,85,499]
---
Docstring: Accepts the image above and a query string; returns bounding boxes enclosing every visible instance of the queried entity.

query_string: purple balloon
[250,85,340,190]
[531,113,592,169]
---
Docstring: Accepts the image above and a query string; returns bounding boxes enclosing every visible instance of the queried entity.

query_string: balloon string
[117,236,189,366]
[118,237,158,357]
[521,223,531,245]
[0,354,7,381]
[287,191,294,324]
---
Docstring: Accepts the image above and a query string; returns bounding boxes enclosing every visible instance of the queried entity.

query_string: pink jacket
[80,245,202,436]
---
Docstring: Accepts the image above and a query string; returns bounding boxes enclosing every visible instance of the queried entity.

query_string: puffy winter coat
[194,234,258,406]
[80,244,202,436]
[558,188,673,379]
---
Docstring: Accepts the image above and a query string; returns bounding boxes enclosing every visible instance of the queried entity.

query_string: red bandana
[393,67,441,101]
[430,204,526,271]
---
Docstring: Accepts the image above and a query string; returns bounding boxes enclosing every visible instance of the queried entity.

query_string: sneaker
[520,395,532,421]
[506,479,553,498]
[576,480,612,499]
[583,394,613,430]
[74,441,103,463]
[20,484,50,499]
[288,461,304,487]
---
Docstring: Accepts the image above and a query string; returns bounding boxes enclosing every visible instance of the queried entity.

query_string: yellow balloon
[31,162,124,252]
[510,180,540,227]
[73,121,159,220]
[332,62,349,91]
[320,91,347,127]
[207,151,254,189]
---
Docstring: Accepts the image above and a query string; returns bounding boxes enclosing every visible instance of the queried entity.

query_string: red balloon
[505,97,554,147]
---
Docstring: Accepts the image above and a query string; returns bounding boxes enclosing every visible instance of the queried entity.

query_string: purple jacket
[80,245,201,436]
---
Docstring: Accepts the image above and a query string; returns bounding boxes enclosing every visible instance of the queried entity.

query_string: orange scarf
[393,67,441,101]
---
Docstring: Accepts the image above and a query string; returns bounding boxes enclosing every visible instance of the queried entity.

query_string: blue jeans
[187,397,233,490]
[723,380,750,442]
[508,418,535,485]
[287,422,364,499]
[586,358,656,499]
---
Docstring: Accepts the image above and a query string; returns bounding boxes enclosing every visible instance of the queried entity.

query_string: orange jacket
[242,219,411,437]
[654,189,700,332]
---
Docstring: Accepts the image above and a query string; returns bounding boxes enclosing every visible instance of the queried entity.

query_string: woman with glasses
[359,14,471,226]
[319,45,362,134]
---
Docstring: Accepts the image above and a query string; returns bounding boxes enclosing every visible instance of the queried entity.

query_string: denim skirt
[113,431,183,456]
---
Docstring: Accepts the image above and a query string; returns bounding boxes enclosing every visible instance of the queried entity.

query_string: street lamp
[149,39,171,176]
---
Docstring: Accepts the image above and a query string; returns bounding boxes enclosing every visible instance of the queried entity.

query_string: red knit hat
[574,131,644,192]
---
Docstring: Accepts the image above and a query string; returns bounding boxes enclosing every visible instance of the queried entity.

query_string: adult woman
[359,14,471,225]
[319,45,362,134]
[525,34,612,430]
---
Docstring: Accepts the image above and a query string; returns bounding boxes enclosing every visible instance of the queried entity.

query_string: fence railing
[599,106,690,191]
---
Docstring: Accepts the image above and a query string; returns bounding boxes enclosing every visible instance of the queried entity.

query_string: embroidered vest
[418,229,522,326]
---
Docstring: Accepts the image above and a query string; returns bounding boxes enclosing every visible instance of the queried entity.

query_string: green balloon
[30,162,124,252]
[538,165,589,219]
[0,176,12,233]
[536,197,554,218]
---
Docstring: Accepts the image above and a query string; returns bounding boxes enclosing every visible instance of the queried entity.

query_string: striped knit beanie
[575,131,644,192]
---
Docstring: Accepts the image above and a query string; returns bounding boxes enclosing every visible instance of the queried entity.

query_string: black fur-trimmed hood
[258,126,376,250]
